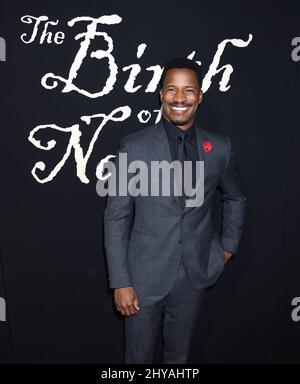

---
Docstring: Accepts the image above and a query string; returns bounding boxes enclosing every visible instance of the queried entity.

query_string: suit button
[178,240,182,244]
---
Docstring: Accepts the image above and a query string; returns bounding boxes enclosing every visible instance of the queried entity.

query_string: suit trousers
[124,257,206,364]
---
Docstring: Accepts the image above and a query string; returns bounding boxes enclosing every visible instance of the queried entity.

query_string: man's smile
[169,104,190,115]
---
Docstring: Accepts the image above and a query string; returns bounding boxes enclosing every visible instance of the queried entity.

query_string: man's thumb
[133,298,140,310]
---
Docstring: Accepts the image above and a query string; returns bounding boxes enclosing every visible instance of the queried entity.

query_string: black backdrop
[0,0,300,363]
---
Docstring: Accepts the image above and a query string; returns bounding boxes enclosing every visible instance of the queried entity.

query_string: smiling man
[104,57,247,364]
[160,66,202,129]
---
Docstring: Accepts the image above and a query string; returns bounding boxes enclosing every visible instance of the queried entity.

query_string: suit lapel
[195,122,210,167]
[183,123,210,213]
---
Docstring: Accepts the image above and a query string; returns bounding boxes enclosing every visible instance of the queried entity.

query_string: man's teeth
[171,106,189,111]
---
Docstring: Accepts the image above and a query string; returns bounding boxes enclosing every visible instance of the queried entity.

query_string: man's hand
[224,250,233,264]
[114,286,140,316]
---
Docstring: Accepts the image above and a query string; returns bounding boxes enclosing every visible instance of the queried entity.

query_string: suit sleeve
[104,136,135,289]
[217,137,247,255]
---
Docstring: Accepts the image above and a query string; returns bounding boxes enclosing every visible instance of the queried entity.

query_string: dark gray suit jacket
[104,119,247,296]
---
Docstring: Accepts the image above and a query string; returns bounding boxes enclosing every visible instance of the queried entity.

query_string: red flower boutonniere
[202,140,213,153]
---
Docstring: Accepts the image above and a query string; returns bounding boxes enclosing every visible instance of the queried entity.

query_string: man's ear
[198,90,203,104]
[159,89,163,102]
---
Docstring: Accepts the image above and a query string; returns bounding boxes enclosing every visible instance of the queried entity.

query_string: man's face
[160,68,203,130]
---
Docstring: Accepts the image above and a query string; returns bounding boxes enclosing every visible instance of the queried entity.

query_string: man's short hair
[159,57,202,89]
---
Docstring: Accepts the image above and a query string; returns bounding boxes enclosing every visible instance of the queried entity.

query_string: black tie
[178,133,188,206]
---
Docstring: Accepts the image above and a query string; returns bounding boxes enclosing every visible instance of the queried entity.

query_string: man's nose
[173,90,186,103]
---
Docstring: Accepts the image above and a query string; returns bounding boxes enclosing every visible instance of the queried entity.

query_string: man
[104,58,247,364]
